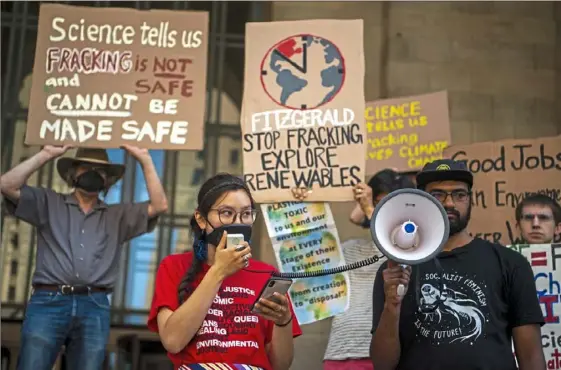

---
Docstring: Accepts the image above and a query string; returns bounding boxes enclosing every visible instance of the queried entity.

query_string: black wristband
[275,315,293,327]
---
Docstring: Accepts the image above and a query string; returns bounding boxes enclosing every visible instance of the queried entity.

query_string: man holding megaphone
[369,159,545,370]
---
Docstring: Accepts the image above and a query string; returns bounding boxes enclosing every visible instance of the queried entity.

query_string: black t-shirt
[371,238,544,370]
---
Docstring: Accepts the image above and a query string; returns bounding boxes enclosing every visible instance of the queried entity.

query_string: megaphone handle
[397,264,409,297]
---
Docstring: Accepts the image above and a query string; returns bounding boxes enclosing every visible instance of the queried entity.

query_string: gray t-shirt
[4,185,157,287]
[324,238,384,360]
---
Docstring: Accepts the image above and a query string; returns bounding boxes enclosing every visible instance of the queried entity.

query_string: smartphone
[227,233,246,251]
[251,276,293,313]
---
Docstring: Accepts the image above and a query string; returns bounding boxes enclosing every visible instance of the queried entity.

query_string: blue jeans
[17,290,111,370]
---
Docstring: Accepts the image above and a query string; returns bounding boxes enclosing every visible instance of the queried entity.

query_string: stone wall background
[253,2,561,369]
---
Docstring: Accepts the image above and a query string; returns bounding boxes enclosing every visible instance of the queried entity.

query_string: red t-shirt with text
[147,252,302,369]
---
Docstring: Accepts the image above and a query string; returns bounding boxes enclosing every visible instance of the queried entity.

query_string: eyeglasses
[210,207,257,225]
[521,213,553,223]
[429,190,471,204]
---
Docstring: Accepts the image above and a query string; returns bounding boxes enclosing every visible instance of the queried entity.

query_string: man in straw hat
[1,144,168,370]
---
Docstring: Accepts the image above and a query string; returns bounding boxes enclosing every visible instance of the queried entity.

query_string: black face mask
[74,170,105,193]
[206,223,253,247]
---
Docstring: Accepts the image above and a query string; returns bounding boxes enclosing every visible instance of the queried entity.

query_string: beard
[445,203,471,236]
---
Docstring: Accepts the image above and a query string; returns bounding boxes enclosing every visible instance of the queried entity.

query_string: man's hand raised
[41,145,73,159]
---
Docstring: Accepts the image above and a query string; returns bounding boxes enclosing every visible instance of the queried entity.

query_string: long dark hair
[177,173,255,304]
[368,169,415,199]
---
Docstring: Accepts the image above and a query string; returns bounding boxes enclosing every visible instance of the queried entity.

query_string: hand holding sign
[122,144,150,162]
[42,144,73,159]
[291,187,311,202]
[353,183,374,219]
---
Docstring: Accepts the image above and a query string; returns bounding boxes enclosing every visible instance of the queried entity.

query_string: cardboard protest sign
[261,202,350,325]
[365,91,451,175]
[26,4,208,150]
[508,244,561,368]
[241,20,366,203]
[444,135,561,246]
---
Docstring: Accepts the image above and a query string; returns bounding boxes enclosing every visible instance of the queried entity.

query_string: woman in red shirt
[148,173,302,370]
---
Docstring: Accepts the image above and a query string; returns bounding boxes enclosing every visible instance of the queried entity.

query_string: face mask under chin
[205,223,253,247]
[74,170,106,194]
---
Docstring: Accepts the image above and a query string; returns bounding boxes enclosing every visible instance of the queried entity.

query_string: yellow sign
[364,91,451,175]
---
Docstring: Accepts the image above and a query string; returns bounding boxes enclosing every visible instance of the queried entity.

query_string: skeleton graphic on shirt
[414,272,489,345]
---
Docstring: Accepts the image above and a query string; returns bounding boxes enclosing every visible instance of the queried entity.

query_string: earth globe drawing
[260,34,346,110]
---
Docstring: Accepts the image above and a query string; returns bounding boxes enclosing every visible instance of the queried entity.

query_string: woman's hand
[353,183,374,218]
[254,292,293,326]
[212,232,252,279]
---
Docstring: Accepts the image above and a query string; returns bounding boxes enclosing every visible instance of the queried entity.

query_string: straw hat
[56,148,125,188]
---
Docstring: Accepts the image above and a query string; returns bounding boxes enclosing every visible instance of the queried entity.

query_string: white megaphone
[370,188,450,297]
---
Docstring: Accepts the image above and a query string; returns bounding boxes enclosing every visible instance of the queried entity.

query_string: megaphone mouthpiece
[392,220,419,250]
[404,222,416,234]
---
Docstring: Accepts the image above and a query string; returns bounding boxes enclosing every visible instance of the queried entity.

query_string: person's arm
[370,262,401,370]
[1,146,70,226]
[113,147,168,243]
[123,145,168,218]
[350,203,366,225]
[157,265,225,354]
[513,325,544,370]
[0,146,65,201]
[148,238,251,354]
[138,155,168,218]
[268,319,295,370]
[508,254,546,369]
[261,293,302,370]
[351,183,374,226]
